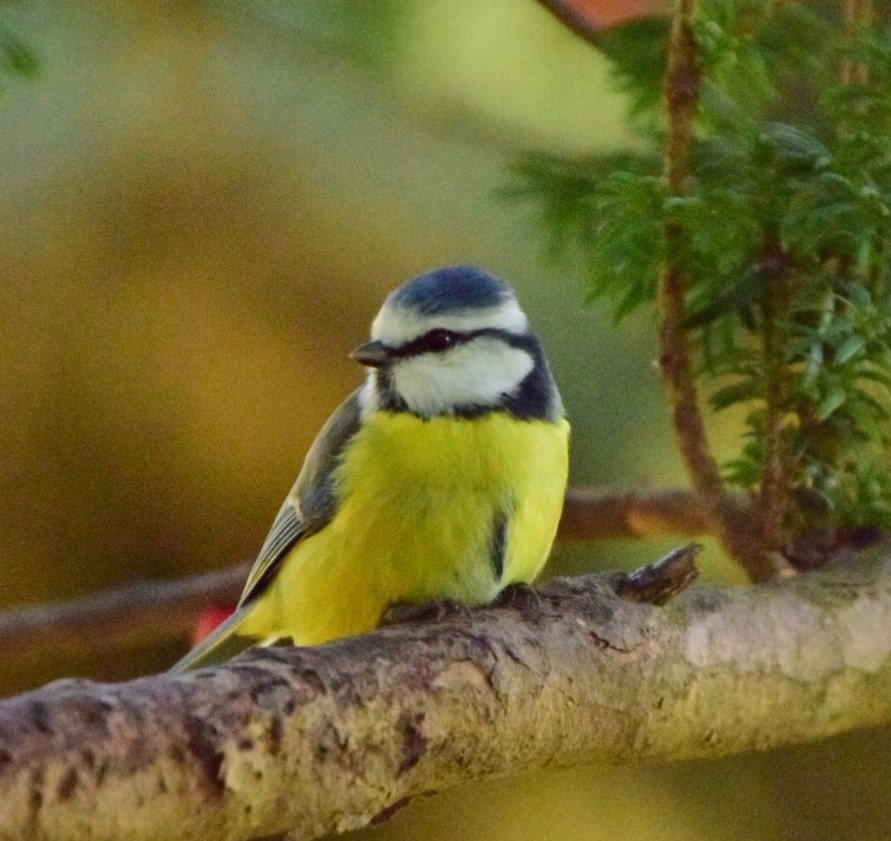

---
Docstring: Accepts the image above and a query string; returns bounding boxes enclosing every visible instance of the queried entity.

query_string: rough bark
[2,549,890,841]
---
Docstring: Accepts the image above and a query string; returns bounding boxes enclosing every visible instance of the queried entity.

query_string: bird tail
[170,606,260,672]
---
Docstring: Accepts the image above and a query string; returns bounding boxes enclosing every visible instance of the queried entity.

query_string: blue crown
[387,266,514,316]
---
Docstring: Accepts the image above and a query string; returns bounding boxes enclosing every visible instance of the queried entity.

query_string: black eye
[418,328,460,353]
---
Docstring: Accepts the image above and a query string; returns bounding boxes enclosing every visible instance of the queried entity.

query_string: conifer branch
[658,1,714,505]
[657,0,773,580]
[657,1,780,580]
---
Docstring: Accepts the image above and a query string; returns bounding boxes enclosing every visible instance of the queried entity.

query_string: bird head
[352,266,563,421]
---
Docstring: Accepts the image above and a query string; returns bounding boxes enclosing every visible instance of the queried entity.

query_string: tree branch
[532,0,601,42]
[558,486,709,540]
[0,487,711,670]
[531,0,667,38]
[756,245,793,556]
[842,0,873,86]
[0,566,248,669]
[657,0,784,581]
[2,547,890,841]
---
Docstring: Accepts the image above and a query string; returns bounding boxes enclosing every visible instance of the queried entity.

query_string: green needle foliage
[511,1,891,560]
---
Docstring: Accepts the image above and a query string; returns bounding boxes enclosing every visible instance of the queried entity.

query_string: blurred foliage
[0,7,37,89]
[213,0,632,153]
[512,1,891,544]
[211,0,407,70]
[595,15,668,115]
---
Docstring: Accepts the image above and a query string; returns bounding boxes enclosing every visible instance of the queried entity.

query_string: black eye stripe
[389,326,534,359]
[394,328,467,357]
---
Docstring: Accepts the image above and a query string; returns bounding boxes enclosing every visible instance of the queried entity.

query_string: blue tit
[172,265,569,671]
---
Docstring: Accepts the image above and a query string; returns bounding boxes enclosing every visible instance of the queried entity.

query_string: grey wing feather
[237,389,363,606]
[169,603,255,671]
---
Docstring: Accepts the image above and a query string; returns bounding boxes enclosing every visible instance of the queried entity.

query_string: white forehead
[371,298,528,347]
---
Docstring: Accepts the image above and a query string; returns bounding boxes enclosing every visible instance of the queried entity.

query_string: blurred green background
[0,1,888,839]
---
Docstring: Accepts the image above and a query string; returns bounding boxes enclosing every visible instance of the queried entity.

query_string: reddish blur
[191,605,236,646]
[553,0,666,29]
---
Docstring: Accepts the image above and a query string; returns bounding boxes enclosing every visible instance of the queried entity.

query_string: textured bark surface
[2,550,891,841]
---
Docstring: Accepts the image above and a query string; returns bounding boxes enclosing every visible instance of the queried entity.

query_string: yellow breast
[241,410,569,645]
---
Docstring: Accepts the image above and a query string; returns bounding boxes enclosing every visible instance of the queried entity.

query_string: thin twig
[531,0,667,38]
[532,0,602,42]
[842,0,873,85]
[657,0,775,580]
[0,565,247,667]
[657,1,723,533]
[558,486,709,539]
[757,246,792,555]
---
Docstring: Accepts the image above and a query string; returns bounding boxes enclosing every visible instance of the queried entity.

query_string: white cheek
[392,341,534,416]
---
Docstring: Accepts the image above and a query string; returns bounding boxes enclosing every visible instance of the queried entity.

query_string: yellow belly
[240,411,569,645]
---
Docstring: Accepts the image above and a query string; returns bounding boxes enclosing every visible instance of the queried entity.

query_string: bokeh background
[1,1,888,839]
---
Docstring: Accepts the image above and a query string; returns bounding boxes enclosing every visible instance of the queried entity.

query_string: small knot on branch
[614,543,701,605]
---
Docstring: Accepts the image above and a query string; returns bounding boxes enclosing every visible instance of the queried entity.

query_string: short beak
[350,339,392,368]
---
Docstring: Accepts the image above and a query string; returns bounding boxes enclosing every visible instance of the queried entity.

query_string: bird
[171,265,570,671]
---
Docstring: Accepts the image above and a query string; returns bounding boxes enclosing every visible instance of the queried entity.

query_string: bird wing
[236,388,363,607]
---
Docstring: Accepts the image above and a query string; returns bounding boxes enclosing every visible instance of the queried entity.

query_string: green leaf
[684,266,770,328]
[759,123,832,171]
[833,334,866,365]
[815,387,847,421]
[856,368,891,391]
[710,378,762,410]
